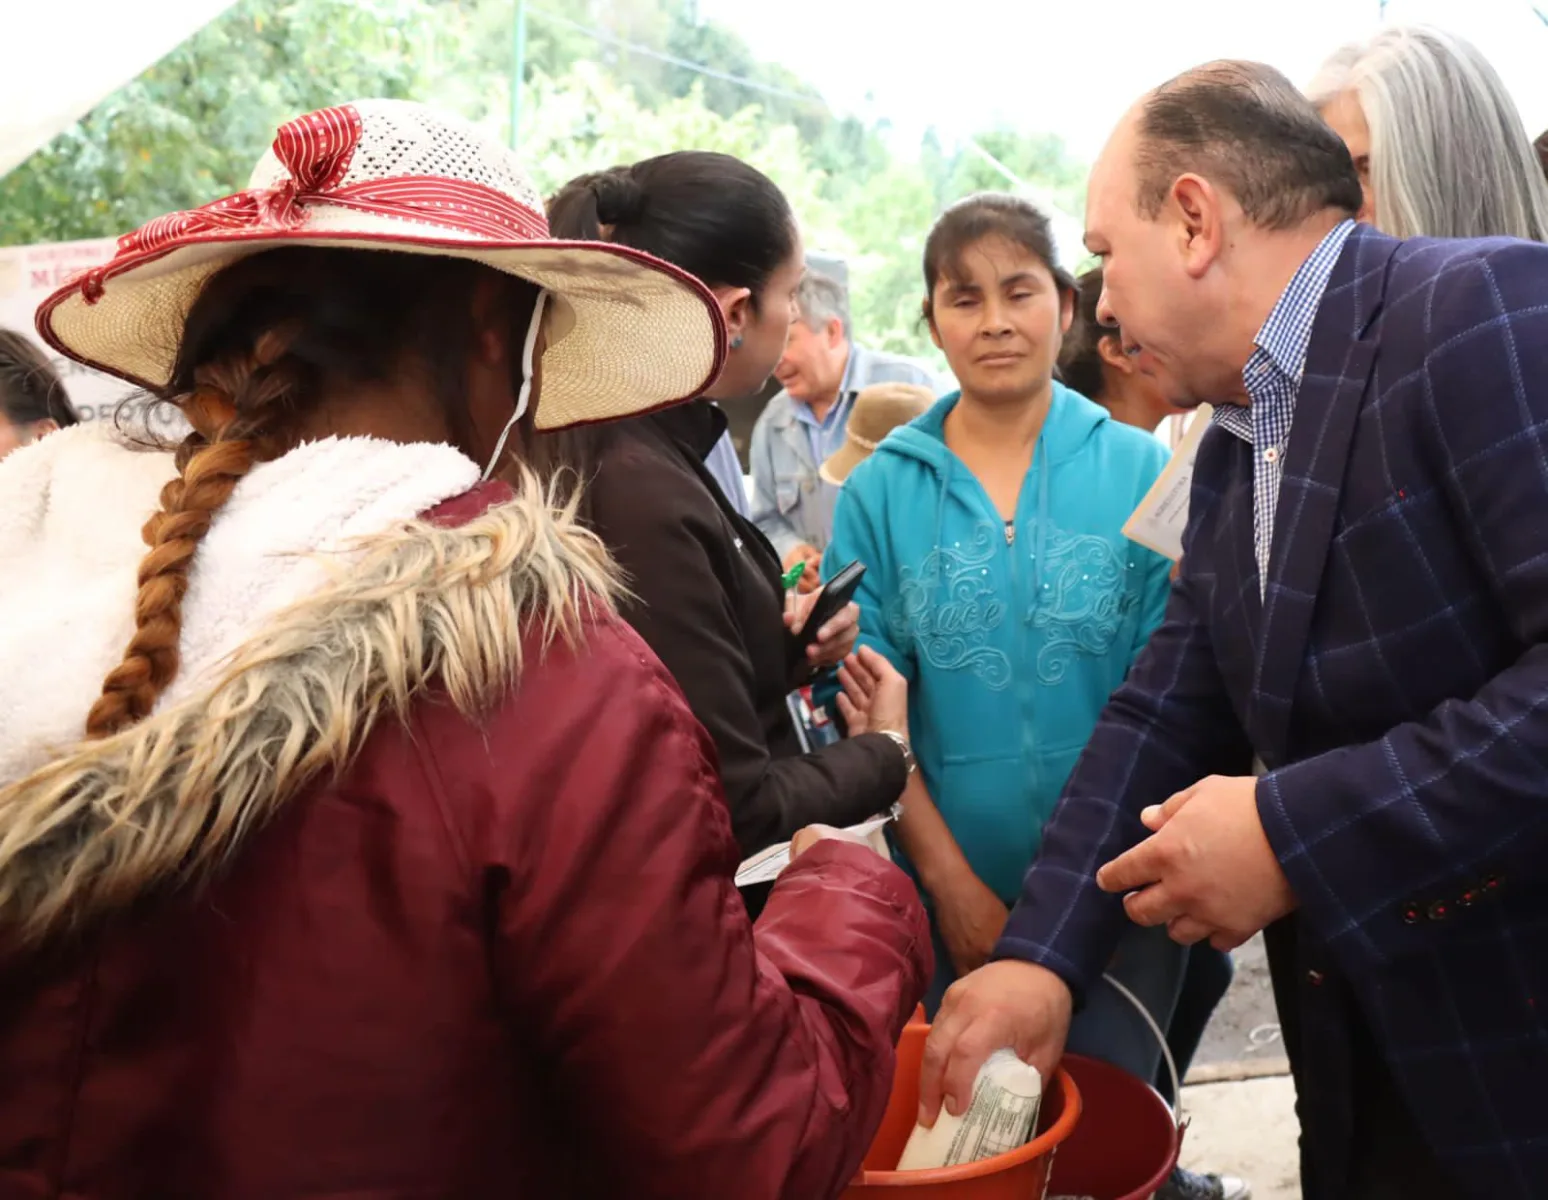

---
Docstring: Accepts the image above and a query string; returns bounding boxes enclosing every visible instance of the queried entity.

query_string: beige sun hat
[820,382,938,485]
[36,99,726,432]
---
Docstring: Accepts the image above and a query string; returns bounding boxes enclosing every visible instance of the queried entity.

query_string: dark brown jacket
[582,400,907,856]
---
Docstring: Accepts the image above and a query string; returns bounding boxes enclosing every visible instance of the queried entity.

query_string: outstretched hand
[836,646,908,740]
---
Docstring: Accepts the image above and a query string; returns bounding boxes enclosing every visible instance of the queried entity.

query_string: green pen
[781,562,807,591]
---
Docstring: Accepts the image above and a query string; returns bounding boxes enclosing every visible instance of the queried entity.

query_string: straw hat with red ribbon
[36,99,728,432]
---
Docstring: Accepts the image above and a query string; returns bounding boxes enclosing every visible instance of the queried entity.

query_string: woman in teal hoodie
[825,194,1182,1081]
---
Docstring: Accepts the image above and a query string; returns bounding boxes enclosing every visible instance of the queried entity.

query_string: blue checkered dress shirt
[1212,220,1356,592]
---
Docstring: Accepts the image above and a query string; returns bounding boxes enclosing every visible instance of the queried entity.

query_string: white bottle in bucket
[896,1049,1043,1170]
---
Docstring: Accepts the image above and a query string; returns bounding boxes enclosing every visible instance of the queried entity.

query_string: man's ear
[1171,174,1226,281]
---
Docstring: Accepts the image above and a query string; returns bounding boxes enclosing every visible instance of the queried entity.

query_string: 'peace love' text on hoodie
[821,384,1174,903]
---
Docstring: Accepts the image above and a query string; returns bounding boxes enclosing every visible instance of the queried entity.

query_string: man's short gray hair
[1136,60,1363,230]
[795,271,850,338]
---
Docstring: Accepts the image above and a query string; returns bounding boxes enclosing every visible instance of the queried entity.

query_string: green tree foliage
[0,0,1088,360]
[0,0,446,246]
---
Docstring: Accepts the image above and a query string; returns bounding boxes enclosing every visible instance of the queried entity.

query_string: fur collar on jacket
[0,424,618,950]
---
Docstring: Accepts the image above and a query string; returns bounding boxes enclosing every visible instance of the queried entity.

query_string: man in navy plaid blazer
[918,60,1548,1199]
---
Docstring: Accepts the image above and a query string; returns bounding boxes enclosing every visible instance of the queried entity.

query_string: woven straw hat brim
[37,228,726,433]
[820,439,868,486]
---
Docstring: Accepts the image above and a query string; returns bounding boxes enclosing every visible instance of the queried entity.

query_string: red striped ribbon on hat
[113,175,549,257]
[83,104,548,302]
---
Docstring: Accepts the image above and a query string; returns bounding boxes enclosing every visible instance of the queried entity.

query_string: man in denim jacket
[749,272,940,588]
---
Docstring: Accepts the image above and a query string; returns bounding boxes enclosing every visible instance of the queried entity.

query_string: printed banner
[0,238,183,437]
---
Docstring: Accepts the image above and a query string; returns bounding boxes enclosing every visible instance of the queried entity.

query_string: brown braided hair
[84,368,292,737]
[85,246,542,739]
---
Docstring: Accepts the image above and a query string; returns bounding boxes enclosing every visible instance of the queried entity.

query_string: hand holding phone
[789,560,866,658]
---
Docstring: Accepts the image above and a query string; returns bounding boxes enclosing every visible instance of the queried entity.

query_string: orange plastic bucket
[844,1021,1083,1197]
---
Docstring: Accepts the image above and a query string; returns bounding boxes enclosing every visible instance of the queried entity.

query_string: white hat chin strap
[481,289,549,482]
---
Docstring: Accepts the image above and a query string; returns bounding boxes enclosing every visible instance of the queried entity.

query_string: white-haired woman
[1308,24,1548,241]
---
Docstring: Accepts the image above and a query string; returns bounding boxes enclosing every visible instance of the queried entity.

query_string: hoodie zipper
[1013,454,1047,833]
[959,446,1045,876]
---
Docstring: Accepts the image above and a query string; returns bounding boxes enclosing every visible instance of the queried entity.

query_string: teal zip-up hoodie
[823,384,1173,902]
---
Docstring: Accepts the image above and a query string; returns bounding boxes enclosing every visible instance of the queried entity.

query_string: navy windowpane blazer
[999,224,1548,1195]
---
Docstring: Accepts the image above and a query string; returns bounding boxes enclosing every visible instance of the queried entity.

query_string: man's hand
[1096,774,1296,950]
[918,961,1073,1125]
[782,544,822,593]
[932,870,1009,979]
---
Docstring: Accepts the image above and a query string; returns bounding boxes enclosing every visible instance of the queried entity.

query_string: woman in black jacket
[534,153,910,860]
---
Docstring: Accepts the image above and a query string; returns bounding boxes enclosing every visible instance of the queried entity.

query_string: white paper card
[734,811,896,888]
[1122,405,1213,561]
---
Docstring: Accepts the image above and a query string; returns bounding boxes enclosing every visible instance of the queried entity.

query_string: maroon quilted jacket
[0,481,931,1199]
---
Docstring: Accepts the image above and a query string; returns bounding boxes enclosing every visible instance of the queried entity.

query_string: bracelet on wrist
[878,729,916,774]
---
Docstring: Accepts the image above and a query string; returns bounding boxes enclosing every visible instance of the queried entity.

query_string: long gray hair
[1307,25,1548,242]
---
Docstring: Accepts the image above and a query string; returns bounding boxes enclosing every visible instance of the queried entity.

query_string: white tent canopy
[2,1,236,179]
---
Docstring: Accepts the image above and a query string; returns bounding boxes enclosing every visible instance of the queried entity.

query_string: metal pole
[510,0,528,149]
[962,138,1025,190]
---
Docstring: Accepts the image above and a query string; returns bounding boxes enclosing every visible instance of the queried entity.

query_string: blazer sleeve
[473,616,932,1200]
[749,408,805,561]
[996,501,1255,1000]
[1131,547,1174,663]
[1129,440,1177,662]
[594,448,906,855]
[1261,244,1548,966]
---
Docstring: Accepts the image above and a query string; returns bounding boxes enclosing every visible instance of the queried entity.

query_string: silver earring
[730,335,743,349]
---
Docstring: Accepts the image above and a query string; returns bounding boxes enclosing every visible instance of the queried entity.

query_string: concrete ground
[1190,934,1285,1075]
[1179,1075,1300,1200]
[1178,935,1301,1199]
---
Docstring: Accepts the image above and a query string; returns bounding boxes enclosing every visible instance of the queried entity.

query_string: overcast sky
[698,0,1548,168]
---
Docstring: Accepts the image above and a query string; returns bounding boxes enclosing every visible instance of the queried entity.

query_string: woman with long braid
[0,101,929,1199]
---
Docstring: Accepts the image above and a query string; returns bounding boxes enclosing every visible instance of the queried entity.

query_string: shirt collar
[1249,219,1356,386]
[793,342,858,431]
[837,341,858,395]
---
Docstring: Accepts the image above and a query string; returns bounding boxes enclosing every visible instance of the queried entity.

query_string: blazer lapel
[1225,440,1263,678]
[1192,427,1262,713]
[1249,228,1398,762]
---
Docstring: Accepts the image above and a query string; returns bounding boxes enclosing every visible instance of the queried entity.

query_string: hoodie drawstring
[929,456,954,616]
[1032,447,1049,605]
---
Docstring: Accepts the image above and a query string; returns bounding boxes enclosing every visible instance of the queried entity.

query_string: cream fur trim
[0,434,619,949]
[0,425,479,785]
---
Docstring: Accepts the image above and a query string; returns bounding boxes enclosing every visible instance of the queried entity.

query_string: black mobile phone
[793,560,866,654]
